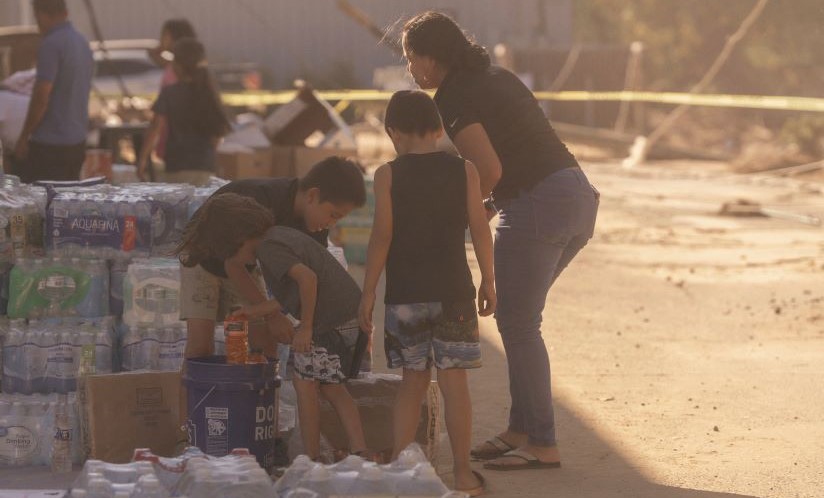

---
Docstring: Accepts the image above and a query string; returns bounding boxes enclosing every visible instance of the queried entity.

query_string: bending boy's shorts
[179,263,266,322]
[385,300,481,371]
[290,319,362,385]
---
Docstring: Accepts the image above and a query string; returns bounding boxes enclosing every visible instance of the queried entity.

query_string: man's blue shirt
[31,21,93,145]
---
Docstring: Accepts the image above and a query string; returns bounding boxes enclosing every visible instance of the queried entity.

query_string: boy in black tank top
[359,91,495,495]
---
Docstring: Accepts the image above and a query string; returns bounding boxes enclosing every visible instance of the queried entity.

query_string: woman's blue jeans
[494,166,599,447]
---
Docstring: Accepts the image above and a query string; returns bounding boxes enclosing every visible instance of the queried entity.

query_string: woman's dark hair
[385,90,442,137]
[162,19,197,42]
[175,193,275,267]
[299,156,367,207]
[402,11,490,72]
[172,38,230,138]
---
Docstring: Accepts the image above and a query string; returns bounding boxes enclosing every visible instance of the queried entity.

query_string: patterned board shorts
[290,319,364,385]
[385,300,481,371]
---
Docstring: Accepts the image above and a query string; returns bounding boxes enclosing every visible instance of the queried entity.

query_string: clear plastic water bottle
[395,463,449,496]
[42,330,59,392]
[299,465,335,496]
[52,394,73,473]
[349,464,393,496]
[94,325,112,374]
[2,324,22,392]
[86,477,114,498]
[132,474,169,498]
[57,329,77,393]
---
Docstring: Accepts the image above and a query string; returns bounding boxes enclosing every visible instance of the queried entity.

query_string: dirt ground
[368,159,822,498]
[2,159,822,497]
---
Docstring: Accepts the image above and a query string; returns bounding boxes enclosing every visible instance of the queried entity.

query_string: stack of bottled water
[1,317,114,394]
[120,322,186,372]
[70,459,171,498]
[122,184,194,257]
[0,186,46,314]
[274,443,453,497]
[46,188,155,260]
[122,258,181,328]
[0,392,82,467]
[6,257,110,319]
[174,449,276,498]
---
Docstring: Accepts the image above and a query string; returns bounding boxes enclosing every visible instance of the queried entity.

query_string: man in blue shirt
[14,0,92,183]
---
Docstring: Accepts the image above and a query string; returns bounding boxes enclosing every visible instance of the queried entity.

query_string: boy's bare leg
[185,318,216,359]
[319,384,367,453]
[437,368,481,491]
[392,368,431,459]
[294,378,322,459]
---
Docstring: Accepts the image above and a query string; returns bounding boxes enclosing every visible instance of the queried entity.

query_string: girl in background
[138,38,229,185]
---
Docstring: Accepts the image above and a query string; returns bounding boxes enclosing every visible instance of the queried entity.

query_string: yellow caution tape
[116,89,824,113]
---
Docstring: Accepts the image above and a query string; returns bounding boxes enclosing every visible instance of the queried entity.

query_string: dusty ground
[2,160,822,497]
[396,160,823,498]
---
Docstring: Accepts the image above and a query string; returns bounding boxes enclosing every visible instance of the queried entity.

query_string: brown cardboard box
[271,146,358,179]
[319,373,440,464]
[217,148,274,180]
[84,371,185,463]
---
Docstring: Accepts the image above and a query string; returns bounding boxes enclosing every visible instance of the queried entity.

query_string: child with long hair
[138,37,229,185]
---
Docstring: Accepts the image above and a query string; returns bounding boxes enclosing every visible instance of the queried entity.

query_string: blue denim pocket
[529,168,599,241]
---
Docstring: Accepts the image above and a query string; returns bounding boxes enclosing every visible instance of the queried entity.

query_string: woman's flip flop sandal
[483,449,562,471]
[455,470,487,497]
[470,436,516,461]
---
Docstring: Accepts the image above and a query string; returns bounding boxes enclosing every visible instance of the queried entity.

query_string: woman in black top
[402,11,600,471]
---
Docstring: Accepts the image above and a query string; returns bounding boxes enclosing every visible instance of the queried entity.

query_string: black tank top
[385,152,476,305]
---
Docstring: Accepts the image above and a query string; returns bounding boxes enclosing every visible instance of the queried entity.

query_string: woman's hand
[478,278,497,317]
[292,325,313,353]
[358,291,376,333]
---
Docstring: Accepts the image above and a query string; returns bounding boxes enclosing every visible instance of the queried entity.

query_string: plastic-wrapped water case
[0,392,82,467]
[122,184,194,256]
[0,187,46,264]
[46,189,154,260]
[7,257,109,319]
[122,258,180,328]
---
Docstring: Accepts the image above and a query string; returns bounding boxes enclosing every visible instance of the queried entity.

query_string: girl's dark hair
[162,19,197,42]
[172,38,230,138]
[385,90,442,137]
[402,11,490,72]
[175,193,275,267]
[299,157,367,207]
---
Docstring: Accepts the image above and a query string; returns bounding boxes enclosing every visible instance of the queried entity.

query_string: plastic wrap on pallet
[7,257,109,319]
[1,317,114,395]
[122,258,180,328]
[46,189,154,260]
[123,184,194,256]
[120,323,187,372]
[0,187,46,264]
[0,392,83,467]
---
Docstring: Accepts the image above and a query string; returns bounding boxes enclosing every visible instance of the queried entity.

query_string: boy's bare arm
[288,263,318,352]
[359,164,393,332]
[225,257,294,343]
[465,160,497,316]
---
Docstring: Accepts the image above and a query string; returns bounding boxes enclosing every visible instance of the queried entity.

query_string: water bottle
[25,327,48,394]
[70,489,88,498]
[86,477,114,498]
[94,325,112,374]
[285,489,320,498]
[132,474,169,498]
[349,465,393,496]
[56,329,77,393]
[395,463,449,496]
[144,327,159,370]
[299,465,335,496]
[2,325,22,392]
[43,330,59,392]
[52,394,73,473]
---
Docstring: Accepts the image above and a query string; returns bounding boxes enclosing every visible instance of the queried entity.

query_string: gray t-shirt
[257,226,360,337]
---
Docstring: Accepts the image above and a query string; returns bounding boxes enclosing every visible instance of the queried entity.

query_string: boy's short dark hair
[33,0,67,15]
[299,156,366,207]
[162,18,197,41]
[384,90,443,137]
[175,193,275,267]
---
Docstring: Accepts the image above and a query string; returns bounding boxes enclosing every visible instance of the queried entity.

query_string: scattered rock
[713,426,720,432]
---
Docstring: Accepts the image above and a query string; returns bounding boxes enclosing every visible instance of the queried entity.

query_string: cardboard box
[84,371,185,463]
[319,373,440,464]
[216,147,274,180]
[271,145,358,178]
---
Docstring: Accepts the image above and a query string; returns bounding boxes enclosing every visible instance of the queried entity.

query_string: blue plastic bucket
[183,356,280,471]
